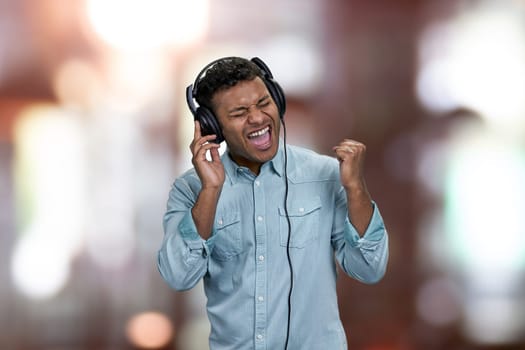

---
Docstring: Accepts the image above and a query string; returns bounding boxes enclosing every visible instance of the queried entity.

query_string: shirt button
[299,207,305,213]
[258,296,264,302]
[258,255,265,261]
[256,334,263,340]
[217,219,223,225]
[257,216,263,222]
[255,180,260,186]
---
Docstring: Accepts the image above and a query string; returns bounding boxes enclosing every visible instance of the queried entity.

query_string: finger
[333,147,350,162]
[334,142,365,156]
[197,134,218,145]
[209,147,222,163]
[194,142,221,160]
[338,139,365,150]
[194,120,202,138]
[334,144,364,164]
[342,139,363,146]
[191,134,218,154]
[192,121,219,145]
[333,146,355,155]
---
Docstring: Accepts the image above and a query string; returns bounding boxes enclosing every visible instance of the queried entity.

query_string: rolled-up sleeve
[334,202,389,284]
[157,178,215,291]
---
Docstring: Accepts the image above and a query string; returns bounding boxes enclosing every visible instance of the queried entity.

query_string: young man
[157,56,388,349]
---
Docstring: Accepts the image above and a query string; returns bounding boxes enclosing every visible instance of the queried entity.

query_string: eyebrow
[228,95,271,115]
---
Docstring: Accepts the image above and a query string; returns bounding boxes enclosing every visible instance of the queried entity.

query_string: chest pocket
[210,211,242,261]
[279,197,321,248]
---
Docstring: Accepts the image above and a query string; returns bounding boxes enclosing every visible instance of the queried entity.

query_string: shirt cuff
[178,210,216,255]
[343,201,386,246]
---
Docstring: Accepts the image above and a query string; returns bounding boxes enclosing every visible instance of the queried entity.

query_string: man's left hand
[332,139,368,191]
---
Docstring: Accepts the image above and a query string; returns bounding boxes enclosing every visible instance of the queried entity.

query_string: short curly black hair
[194,57,264,112]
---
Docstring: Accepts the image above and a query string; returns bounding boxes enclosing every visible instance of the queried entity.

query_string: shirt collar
[222,138,285,185]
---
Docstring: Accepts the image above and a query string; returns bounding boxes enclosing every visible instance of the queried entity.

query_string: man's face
[212,77,281,174]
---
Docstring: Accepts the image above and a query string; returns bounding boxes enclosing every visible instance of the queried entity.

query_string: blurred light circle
[416,277,461,327]
[11,230,71,300]
[85,0,209,51]
[417,9,525,129]
[52,59,104,108]
[125,311,174,349]
[258,35,323,97]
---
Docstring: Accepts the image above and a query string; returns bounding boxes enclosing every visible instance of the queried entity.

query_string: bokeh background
[1,0,525,349]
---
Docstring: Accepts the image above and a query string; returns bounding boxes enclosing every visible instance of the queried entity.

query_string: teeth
[248,127,269,138]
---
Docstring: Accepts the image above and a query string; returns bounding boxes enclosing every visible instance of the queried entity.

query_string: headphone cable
[282,119,293,350]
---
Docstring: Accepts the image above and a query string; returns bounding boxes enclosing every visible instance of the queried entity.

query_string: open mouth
[248,126,270,138]
[247,126,271,149]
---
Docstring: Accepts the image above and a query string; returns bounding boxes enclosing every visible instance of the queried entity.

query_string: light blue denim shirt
[158,141,388,350]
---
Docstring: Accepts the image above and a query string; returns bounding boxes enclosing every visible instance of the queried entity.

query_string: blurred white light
[14,106,86,251]
[417,8,525,128]
[256,35,323,96]
[12,105,86,299]
[85,0,209,51]
[84,113,137,270]
[11,230,71,300]
[463,297,525,344]
[104,53,175,113]
[416,58,461,113]
[445,129,525,272]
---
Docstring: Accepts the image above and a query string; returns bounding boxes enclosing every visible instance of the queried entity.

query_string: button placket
[253,177,267,349]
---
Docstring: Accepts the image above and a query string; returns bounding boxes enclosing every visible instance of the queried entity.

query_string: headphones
[186,57,287,143]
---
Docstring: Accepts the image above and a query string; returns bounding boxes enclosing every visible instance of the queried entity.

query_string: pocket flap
[215,211,240,230]
[278,197,322,217]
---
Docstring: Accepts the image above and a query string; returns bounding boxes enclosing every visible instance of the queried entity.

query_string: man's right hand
[190,121,225,191]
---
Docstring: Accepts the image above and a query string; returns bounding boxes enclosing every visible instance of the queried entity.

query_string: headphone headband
[191,56,239,97]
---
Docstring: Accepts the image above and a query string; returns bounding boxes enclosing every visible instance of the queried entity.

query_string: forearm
[346,183,373,236]
[191,187,221,240]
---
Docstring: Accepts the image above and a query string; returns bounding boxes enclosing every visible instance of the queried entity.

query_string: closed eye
[257,98,271,108]
[229,108,248,118]
[228,95,272,118]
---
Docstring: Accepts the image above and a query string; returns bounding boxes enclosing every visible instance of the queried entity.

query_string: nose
[247,105,266,124]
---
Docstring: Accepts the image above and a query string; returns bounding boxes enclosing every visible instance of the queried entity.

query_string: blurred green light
[444,134,525,272]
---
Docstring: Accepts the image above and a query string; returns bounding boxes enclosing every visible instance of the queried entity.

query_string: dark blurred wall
[317,1,423,348]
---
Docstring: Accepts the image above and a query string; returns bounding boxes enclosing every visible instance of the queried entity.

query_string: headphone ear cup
[265,80,286,119]
[250,57,286,119]
[196,106,224,144]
